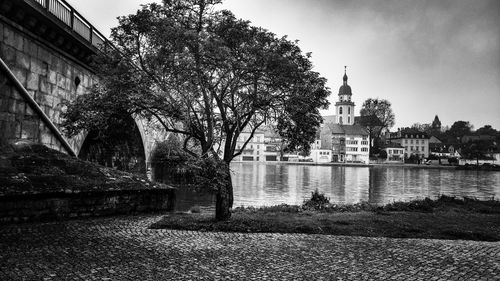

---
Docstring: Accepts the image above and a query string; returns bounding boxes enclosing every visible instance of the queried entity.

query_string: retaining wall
[0,189,176,223]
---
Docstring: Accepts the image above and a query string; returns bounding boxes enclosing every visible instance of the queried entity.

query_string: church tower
[335,66,355,125]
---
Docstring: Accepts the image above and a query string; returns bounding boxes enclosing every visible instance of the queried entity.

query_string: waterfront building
[233,130,266,162]
[262,129,282,161]
[310,139,333,163]
[382,143,405,162]
[232,126,287,162]
[329,123,370,163]
[314,67,370,163]
[387,128,430,158]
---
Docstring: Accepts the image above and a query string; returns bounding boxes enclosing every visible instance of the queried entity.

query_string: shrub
[303,189,330,210]
[189,206,201,213]
[378,150,388,159]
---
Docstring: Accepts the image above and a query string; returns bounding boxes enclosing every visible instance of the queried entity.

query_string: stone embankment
[0,140,175,223]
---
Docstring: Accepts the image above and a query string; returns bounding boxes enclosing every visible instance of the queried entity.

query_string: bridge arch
[77,115,147,176]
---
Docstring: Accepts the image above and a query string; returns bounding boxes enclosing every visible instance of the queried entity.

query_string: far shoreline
[231,161,459,170]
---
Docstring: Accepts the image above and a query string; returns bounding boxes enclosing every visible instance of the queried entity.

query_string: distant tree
[360,98,395,138]
[62,0,330,220]
[411,123,431,133]
[447,121,473,141]
[378,149,387,160]
[356,114,383,151]
[461,139,496,165]
[476,125,497,136]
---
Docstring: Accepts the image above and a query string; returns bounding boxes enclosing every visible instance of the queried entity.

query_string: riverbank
[232,160,459,170]
[371,163,458,170]
[151,196,500,241]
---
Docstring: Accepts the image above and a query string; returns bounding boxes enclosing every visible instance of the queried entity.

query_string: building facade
[233,131,266,162]
[330,124,370,163]
[310,139,333,163]
[387,129,430,158]
[232,128,288,162]
[315,67,370,163]
[382,143,405,162]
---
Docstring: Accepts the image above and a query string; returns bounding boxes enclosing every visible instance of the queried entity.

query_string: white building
[387,128,430,158]
[382,143,405,162]
[232,127,284,162]
[233,130,266,162]
[310,139,332,163]
[329,123,370,163]
[314,67,370,163]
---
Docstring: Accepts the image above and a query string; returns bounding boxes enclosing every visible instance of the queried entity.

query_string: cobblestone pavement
[0,215,499,280]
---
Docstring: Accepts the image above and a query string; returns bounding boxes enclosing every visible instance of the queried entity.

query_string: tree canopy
[359,98,395,138]
[448,121,473,140]
[476,125,498,136]
[62,0,330,220]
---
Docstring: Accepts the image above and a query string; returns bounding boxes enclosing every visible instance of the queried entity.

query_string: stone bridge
[0,0,167,178]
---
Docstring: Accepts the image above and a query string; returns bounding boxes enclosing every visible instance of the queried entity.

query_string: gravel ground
[0,215,499,280]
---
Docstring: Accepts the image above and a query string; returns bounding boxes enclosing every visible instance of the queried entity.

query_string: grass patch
[150,195,500,241]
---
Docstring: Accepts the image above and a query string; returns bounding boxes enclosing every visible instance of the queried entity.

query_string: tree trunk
[215,164,233,221]
[215,182,231,221]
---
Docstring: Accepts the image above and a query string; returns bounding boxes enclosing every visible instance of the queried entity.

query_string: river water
[174,162,500,211]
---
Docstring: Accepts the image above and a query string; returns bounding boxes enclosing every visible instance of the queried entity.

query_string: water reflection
[231,163,500,208]
[172,163,500,211]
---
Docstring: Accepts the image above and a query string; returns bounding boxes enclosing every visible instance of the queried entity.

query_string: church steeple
[343,66,348,84]
[335,66,355,125]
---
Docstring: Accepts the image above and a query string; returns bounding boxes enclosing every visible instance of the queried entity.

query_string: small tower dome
[339,66,352,95]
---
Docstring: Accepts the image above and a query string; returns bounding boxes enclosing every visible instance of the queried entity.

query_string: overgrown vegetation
[302,189,330,210]
[151,193,500,241]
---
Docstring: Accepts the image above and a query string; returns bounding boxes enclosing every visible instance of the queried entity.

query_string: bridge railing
[30,0,107,49]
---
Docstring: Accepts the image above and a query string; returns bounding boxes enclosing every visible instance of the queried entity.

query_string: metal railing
[29,0,107,49]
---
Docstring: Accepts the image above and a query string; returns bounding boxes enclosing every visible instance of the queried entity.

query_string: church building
[316,67,370,163]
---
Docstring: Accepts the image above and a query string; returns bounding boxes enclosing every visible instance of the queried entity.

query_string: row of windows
[345,140,369,146]
[338,106,351,114]
[238,144,259,149]
[405,134,425,139]
[238,136,265,142]
[387,149,404,154]
[405,146,426,152]
[405,139,427,145]
[346,147,370,152]
[319,151,331,155]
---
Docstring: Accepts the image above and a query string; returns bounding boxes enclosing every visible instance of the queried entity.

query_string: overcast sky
[68,0,500,131]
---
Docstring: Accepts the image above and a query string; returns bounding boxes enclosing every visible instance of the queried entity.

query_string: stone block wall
[0,17,93,154]
[0,189,176,223]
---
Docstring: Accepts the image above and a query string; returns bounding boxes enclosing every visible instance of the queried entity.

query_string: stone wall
[0,17,93,154]
[0,189,176,223]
